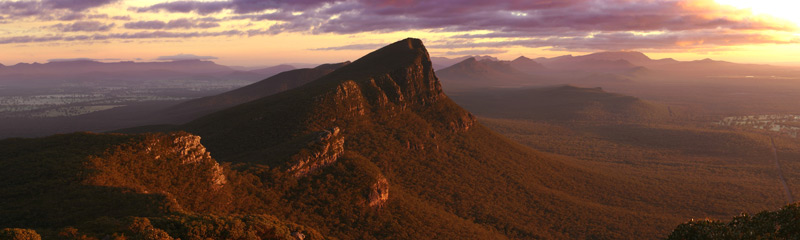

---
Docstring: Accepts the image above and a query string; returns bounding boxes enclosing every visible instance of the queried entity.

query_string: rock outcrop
[449,111,476,133]
[291,231,306,240]
[168,132,227,188]
[170,133,211,164]
[288,127,345,177]
[368,175,389,208]
[89,132,228,195]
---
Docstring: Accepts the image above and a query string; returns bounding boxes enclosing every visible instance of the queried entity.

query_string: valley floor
[478,117,800,236]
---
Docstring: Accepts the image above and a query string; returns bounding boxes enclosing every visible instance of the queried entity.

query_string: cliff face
[85,132,229,211]
[288,127,345,177]
[309,38,475,133]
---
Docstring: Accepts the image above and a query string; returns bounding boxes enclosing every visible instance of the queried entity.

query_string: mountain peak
[340,38,431,73]
[510,56,547,74]
[513,56,532,62]
[185,38,475,160]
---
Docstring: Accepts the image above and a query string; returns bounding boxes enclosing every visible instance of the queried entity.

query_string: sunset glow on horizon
[1,0,798,66]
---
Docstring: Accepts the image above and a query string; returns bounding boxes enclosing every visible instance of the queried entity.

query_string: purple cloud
[44,0,118,11]
[0,30,247,44]
[136,0,335,15]
[0,1,43,18]
[310,43,388,51]
[124,20,166,29]
[124,18,220,30]
[0,0,117,20]
[444,49,508,56]
[2,0,797,52]
[111,15,130,20]
[136,1,231,15]
[48,57,95,62]
[51,21,114,32]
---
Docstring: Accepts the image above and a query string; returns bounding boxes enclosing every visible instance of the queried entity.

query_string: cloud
[156,54,218,61]
[57,12,84,21]
[131,0,797,51]
[44,0,118,11]
[111,15,130,20]
[47,57,96,62]
[124,18,220,30]
[2,0,798,52]
[52,21,114,32]
[310,43,387,51]
[124,20,166,29]
[135,0,335,15]
[46,57,121,62]
[0,30,247,44]
[444,49,508,56]
[0,1,44,18]
[0,0,118,20]
[164,18,220,29]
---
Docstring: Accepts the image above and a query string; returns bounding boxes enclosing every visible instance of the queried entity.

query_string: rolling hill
[436,57,536,92]
[448,85,671,122]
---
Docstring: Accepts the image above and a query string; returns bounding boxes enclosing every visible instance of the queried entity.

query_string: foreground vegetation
[668,203,800,239]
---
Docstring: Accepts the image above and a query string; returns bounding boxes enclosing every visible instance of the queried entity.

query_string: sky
[0,0,799,66]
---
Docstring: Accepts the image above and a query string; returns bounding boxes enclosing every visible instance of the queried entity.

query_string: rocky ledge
[288,127,345,177]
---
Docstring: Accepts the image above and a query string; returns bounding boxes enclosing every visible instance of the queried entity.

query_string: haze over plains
[1,0,800,66]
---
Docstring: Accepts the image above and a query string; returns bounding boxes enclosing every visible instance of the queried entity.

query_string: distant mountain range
[431,55,499,69]
[0,59,300,89]
[0,59,235,75]
[433,50,798,92]
[449,84,670,122]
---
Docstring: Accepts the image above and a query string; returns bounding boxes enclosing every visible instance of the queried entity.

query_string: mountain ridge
[0,59,236,75]
[164,61,350,123]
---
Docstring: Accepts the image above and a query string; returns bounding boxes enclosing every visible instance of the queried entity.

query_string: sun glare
[715,0,800,28]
